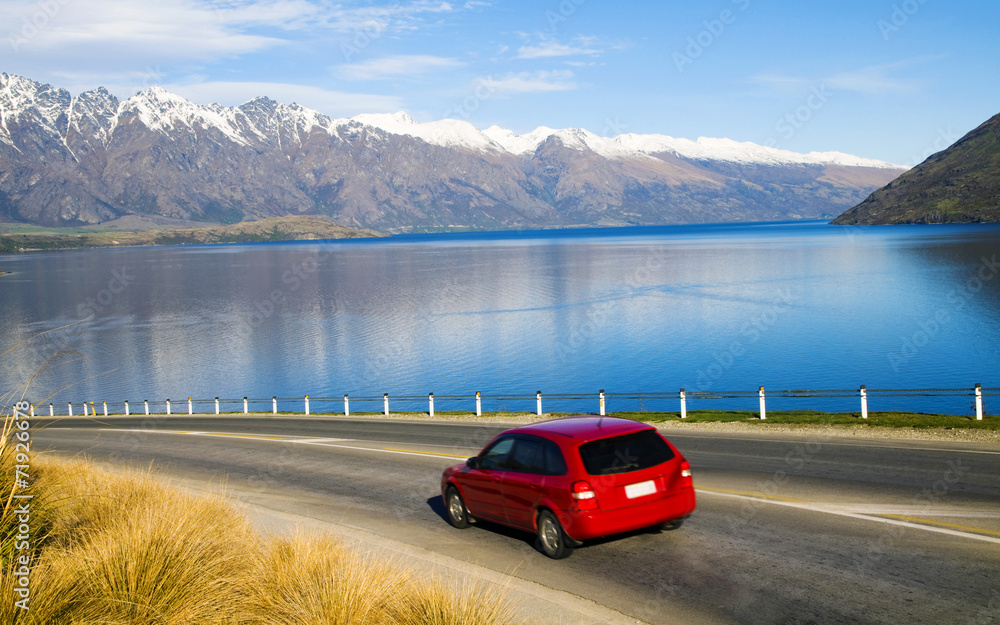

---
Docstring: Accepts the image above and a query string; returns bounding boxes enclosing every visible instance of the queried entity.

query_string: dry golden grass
[392,576,520,625]
[0,421,522,625]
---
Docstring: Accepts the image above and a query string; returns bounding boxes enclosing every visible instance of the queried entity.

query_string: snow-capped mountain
[0,74,906,230]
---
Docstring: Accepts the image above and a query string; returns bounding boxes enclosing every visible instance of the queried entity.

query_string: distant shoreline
[0,215,384,253]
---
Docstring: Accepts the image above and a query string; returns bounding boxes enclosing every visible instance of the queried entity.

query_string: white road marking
[697,488,1000,544]
[96,428,464,460]
[666,432,1000,455]
[78,427,1000,544]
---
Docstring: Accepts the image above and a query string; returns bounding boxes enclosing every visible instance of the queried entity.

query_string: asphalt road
[31,416,1000,625]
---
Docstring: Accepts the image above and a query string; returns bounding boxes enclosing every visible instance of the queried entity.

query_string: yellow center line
[697,485,806,503]
[383,447,469,459]
[877,515,1000,538]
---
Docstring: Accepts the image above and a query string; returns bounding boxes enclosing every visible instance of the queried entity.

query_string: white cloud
[751,59,933,98]
[516,37,603,59]
[489,70,577,94]
[335,55,466,81]
[825,64,920,96]
[3,0,467,61]
[162,81,405,117]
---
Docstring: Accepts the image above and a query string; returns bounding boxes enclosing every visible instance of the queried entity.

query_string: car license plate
[625,480,656,499]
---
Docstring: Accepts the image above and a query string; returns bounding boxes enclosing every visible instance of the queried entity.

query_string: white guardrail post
[166,399,171,416]
[384,393,389,416]
[429,392,434,417]
[975,383,983,420]
[860,385,868,419]
[68,402,73,417]
[124,400,129,416]
[188,398,193,415]
[304,395,309,415]
[243,396,248,414]
[82,401,87,417]
[599,389,606,416]
[103,401,108,417]
[758,386,766,420]
[49,403,54,417]
[344,394,350,417]
[476,391,482,417]
[144,400,149,416]
[536,391,542,416]
[272,396,277,414]
[680,388,687,419]
[215,397,220,415]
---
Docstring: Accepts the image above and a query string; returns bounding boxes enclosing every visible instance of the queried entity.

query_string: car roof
[511,416,654,443]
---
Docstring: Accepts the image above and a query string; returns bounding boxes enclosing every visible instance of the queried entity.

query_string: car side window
[544,441,568,476]
[478,437,515,471]
[508,437,546,474]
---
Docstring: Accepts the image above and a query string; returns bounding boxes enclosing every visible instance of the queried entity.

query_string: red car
[440,416,695,558]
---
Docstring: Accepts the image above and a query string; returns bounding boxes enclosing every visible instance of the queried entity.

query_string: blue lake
[1,220,998,415]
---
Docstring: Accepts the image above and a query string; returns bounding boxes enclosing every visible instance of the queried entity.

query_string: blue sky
[4,0,998,165]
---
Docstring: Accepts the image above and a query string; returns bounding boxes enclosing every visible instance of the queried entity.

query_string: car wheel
[536,510,574,559]
[446,487,471,529]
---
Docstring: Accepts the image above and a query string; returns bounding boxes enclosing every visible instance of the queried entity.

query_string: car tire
[536,510,574,559]
[446,487,471,529]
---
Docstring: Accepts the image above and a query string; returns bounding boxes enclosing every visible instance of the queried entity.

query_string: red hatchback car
[440,416,695,558]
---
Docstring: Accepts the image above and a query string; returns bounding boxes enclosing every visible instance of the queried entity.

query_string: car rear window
[578,430,675,476]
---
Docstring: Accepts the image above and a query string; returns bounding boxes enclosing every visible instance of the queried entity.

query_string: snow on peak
[348,112,503,152]
[611,133,904,169]
[122,86,251,146]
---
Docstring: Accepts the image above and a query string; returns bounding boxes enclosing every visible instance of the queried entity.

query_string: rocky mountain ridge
[832,111,1000,225]
[1,73,907,231]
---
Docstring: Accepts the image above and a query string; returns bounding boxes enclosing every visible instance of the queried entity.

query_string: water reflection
[0,221,997,414]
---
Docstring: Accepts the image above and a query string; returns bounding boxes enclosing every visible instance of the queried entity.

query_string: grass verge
[608,410,998,429]
[0,421,521,623]
[277,408,997,430]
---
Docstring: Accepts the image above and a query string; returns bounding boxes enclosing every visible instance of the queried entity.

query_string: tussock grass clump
[2,461,260,624]
[247,532,406,624]
[392,577,519,625]
[246,533,520,625]
[0,442,522,625]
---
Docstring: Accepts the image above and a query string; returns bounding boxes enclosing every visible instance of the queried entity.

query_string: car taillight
[679,460,693,487]
[572,480,599,510]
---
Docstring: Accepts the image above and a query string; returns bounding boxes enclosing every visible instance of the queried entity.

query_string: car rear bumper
[559,487,696,541]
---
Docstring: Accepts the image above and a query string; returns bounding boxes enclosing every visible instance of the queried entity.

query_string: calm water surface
[1,221,998,414]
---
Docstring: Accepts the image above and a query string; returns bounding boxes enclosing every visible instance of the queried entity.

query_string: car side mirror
[466,457,479,469]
